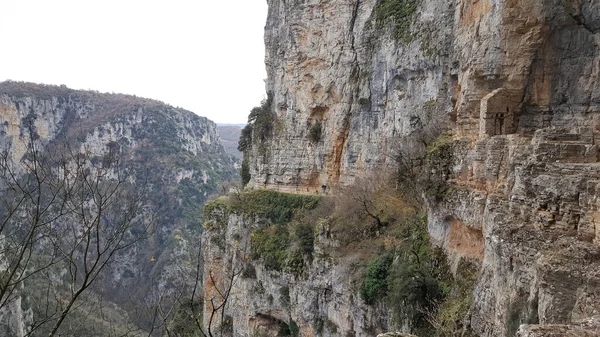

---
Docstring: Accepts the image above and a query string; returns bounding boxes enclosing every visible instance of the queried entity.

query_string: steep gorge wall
[203,209,391,337]
[248,0,454,191]
[250,0,600,190]
[241,0,600,336]
[0,82,236,335]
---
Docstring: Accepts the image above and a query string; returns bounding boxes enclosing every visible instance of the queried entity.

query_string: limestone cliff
[0,81,236,335]
[247,0,454,191]
[203,192,393,337]
[232,0,600,336]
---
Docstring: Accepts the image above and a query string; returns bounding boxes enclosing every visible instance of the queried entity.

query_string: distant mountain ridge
[217,124,243,159]
[217,123,246,127]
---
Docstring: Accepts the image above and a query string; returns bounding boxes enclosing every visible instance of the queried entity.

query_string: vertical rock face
[437,2,600,336]
[249,0,454,191]
[0,295,31,337]
[203,211,391,337]
[238,0,600,336]
[251,0,600,190]
[518,316,600,336]
[432,131,600,336]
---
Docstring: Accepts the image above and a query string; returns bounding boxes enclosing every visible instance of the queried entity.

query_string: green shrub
[203,196,231,227]
[204,190,320,228]
[252,225,290,271]
[356,212,455,334]
[237,92,274,157]
[287,250,306,277]
[425,133,453,154]
[360,253,393,304]
[222,315,233,334]
[387,213,451,332]
[295,223,315,257]
[324,319,338,333]
[248,93,274,151]
[505,292,537,337]
[527,296,539,325]
[238,124,253,152]
[314,318,324,335]
[241,158,251,186]
[278,322,291,337]
[289,320,299,337]
[433,259,479,337]
[387,255,445,330]
[230,190,320,224]
[507,300,523,337]
[374,0,419,41]
[242,263,257,279]
[423,99,437,108]
[168,300,203,336]
[205,190,321,280]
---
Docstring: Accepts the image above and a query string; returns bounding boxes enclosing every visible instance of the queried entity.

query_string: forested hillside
[0,81,237,336]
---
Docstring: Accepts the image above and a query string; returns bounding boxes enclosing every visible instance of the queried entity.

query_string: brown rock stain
[0,103,20,135]
[310,105,329,122]
[307,171,321,190]
[299,57,326,71]
[327,117,350,184]
[448,219,484,260]
[459,0,492,26]
[203,255,225,324]
[526,41,554,108]
[0,102,14,114]
[500,0,546,91]
[452,82,462,114]
[296,29,308,50]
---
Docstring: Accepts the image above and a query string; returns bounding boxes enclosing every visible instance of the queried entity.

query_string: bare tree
[0,123,154,336]
[45,142,154,336]
[329,173,412,244]
[201,252,245,337]
[388,101,449,203]
[145,236,247,337]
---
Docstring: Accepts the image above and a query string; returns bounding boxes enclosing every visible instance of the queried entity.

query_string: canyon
[204,0,600,336]
[0,81,236,336]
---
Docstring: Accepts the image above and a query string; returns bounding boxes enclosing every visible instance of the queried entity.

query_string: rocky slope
[203,191,393,337]
[518,316,600,336]
[213,0,600,336]
[0,81,236,335]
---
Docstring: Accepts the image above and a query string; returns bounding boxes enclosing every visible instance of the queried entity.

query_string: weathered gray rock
[203,211,393,337]
[377,332,418,337]
[431,128,600,336]
[239,0,600,336]
[518,316,600,336]
[251,0,600,191]
[248,0,453,192]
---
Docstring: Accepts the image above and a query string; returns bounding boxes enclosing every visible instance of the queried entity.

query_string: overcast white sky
[0,0,268,124]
